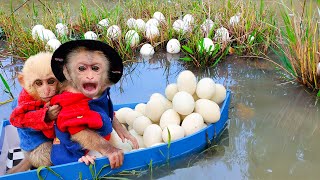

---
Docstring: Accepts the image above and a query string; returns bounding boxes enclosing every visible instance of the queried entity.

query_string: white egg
[198,38,215,54]
[172,19,185,32]
[214,27,230,42]
[195,99,220,123]
[135,19,146,32]
[172,91,195,115]
[162,124,185,143]
[165,83,178,101]
[181,113,205,136]
[146,18,160,27]
[109,129,132,152]
[166,39,181,54]
[153,11,165,23]
[129,129,145,148]
[115,107,133,124]
[176,70,197,94]
[200,19,214,37]
[55,23,68,36]
[143,124,163,147]
[84,31,98,40]
[150,93,172,110]
[140,43,155,56]
[150,142,165,147]
[248,35,255,42]
[38,29,56,42]
[317,62,320,76]
[159,109,181,129]
[211,84,227,104]
[145,98,166,123]
[134,103,146,115]
[45,39,61,51]
[183,14,194,26]
[196,78,216,99]
[127,18,137,29]
[133,116,153,135]
[125,30,140,47]
[31,24,45,40]
[107,25,121,40]
[229,13,241,26]
[124,111,143,127]
[145,25,160,41]
[97,18,110,29]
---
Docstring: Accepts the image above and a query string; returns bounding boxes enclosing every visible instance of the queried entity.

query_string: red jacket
[50,91,103,135]
[10,89,55,138]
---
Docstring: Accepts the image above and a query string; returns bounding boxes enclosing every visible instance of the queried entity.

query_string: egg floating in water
[159,109,181,129]
[143,124,163,147]
[176,70,197,94]
[140,43,155,56]
[210,84,227,104]
[153,11,165,23]
[146,18,160,28]
[214,27,230,42]
[172,91,195,116]
[198,38,215,54]
[55,23,68,36]
[124,110,143,127]
[195,99,220,123]
[162,124,185,143]
[84,31,98,40]
[38,29,57,42]
[107,25,121,40]
[133,116,153,135]
[129,129,146,148]
[127,18,137,29]
[145,25,160,41]
[97,18,109,29]
[165,83,178,101]
[196,78,216,99]
[135,19,146,32]
[166,39,181,54]
[135,103,147,115]
[181,113,204,136]
[115,107,133,124]
[230,13,241,26]
[45,39,61,51]
[125,30,140,47]
[31,24,45,40]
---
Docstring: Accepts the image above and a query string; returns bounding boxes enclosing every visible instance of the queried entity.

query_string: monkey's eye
[47,78,56,85]
[34,80,43,86]
[92,65,100,72]
[78,66,86,72]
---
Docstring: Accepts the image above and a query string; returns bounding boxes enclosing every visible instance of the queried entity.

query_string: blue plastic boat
[0,90,231,180]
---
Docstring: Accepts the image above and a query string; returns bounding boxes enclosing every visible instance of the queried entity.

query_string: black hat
[51,40,123,84]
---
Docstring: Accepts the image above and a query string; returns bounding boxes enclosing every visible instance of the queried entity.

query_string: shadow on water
[1,50,320,179]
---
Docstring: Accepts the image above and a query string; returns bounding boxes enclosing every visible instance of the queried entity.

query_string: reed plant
[0,0,276,67]
[274,0,320,93]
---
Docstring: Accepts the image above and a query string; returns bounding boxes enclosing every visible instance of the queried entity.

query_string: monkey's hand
[112,116,139,149]
[45,104,61,122]
[78,155,96,165]
[100,142,124,169]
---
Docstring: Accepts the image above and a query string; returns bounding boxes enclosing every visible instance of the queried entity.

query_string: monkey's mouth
[83,83,97,92]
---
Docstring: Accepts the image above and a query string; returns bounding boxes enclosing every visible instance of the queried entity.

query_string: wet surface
[1,51,320,179]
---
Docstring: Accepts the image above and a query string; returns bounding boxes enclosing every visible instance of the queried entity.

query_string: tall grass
[274,0,319,93]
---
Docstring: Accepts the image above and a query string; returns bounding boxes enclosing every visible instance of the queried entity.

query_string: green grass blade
[0,74,11,92]
[37,166,64,180]
[182,45,194,54]
[180,57,193,62]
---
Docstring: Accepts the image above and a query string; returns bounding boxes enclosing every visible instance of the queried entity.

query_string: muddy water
[1,52,320,179]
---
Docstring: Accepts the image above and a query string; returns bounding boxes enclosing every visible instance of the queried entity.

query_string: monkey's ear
[63,65,71,81]
[17,72,24,86]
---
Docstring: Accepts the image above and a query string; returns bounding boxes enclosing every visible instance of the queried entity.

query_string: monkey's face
[65,51,109,99]
[33,75,59,102]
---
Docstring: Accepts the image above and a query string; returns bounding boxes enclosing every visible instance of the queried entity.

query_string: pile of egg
[113,70,227,151]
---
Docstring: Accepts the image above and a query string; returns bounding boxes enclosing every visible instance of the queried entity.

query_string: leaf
[37,166,64,180]
[167,128,172,149]
[182,45,194,54]
[317,90,320,97]
[96,164,110,177]
[179,57,193,62]
[0,74,11,92]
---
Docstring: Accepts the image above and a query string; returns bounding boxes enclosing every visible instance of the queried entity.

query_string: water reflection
[0,53,320,179]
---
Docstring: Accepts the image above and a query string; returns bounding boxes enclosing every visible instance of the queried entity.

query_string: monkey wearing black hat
[50,40,139,169]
